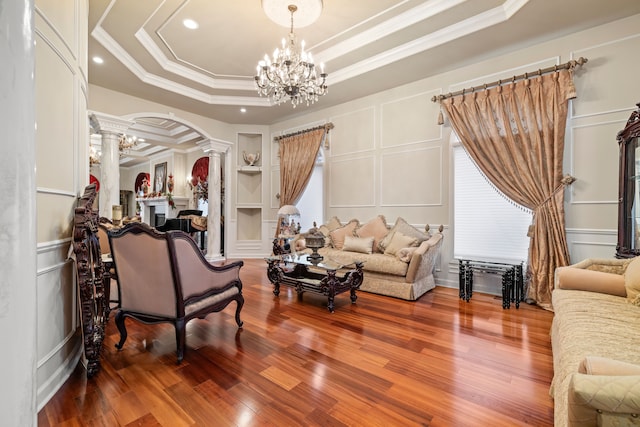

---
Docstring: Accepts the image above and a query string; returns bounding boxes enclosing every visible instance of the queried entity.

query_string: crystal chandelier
[255,4,327,108]
[118,134,138,154]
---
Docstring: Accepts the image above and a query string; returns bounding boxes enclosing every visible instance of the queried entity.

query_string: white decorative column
[0,0,37,424]
[201,139,232,261]
[89,112,134,219]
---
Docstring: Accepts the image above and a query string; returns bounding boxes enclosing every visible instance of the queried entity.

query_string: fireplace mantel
[136,196,189,226]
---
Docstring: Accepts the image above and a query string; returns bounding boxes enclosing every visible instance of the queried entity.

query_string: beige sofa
[551,257,640,427]
[293,215,444,300]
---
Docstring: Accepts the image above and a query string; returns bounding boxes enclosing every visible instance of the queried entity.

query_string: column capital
[89,111,134,135]
[198,138,233,154]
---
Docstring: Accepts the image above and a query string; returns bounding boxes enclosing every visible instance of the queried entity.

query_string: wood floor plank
[39,258,555,426]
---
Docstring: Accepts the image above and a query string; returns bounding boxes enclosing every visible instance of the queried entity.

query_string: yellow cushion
[624,256,640,305]
[555,267,626,297]
[343,236,374,254]
[356,215,389,253]
[329,220,359,250]
[378,217,429,252]
[383,232,418,256]
[579,356,640,375]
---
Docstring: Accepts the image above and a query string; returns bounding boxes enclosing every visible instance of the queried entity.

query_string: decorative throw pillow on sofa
[624,256,640,305]
[383,232,418,256]
[378,217,429,252]
[325,216,342,232]
[396,246,418,262]
[355,215,389,253]
[317,224,332,247]
[329,219,359,250]
[343,235,374,254]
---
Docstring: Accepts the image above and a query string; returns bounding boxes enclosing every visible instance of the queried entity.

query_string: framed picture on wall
[154,162,167,194]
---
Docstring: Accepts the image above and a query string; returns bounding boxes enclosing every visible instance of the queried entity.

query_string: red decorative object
[191,157,209,186]
[168,174,174,193]
[134,172,150,194]
[89,174,100,192]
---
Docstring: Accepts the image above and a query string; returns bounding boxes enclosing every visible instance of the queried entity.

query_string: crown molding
[328,0,528,85]
[91,25,270,107]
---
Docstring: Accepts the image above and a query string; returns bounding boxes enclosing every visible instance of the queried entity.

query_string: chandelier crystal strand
[255,4,327,107]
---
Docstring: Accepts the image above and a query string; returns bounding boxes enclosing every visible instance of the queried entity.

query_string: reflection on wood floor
[38,258,554,426]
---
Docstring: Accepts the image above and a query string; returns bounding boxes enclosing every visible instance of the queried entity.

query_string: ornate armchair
[108,222,244,364]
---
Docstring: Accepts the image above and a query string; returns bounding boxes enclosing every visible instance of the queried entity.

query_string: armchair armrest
[569,373,640,427]
[170,234,243,300]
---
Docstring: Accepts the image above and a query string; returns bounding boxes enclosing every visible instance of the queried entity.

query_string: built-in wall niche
[237,208,262,240]
[238,133,262,169]
[235,132,264,244]
[237,172,262,205]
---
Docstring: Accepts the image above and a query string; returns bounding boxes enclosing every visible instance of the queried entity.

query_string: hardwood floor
[38,259,555,426]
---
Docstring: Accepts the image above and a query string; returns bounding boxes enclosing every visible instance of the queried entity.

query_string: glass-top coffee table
[264,253,364,312]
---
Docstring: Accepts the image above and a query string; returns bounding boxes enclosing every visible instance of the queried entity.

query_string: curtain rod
[431,57,588,103]
[273,122,334,142]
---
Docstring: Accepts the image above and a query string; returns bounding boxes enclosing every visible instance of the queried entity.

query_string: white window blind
[453,144,531,263]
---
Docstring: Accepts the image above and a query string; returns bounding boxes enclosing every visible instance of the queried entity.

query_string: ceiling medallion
[255,1,327,108]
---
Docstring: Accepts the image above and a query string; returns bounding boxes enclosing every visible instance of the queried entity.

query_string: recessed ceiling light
[183,19,198,29]
[92,56,104,64]
[240,108,247,113]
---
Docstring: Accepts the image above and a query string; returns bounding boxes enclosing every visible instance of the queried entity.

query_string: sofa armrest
[554,266,626,296]
[406,233,443,283]
[568,373,640,427]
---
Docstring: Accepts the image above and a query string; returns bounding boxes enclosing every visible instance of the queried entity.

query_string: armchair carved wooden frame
[108,222,244,364]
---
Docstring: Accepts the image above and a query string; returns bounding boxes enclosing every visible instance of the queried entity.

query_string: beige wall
[35,0,88,410]
[266,13,640,291]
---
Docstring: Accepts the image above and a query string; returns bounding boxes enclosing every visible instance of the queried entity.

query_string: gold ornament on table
[243,151,261,166]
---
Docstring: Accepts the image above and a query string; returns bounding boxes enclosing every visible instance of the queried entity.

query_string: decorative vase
[243,151,260,166]
[167,174,174,193]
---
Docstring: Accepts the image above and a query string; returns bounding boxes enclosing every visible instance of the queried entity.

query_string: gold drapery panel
[276,124,333,236]
[439,69,579,310]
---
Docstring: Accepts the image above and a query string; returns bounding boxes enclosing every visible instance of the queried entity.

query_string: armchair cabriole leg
[175,318,186,364]
[235,295,244,328]
[114,310,127,350]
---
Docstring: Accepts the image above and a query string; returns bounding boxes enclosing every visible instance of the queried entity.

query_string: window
[453,141,531,263]
[295,149,324,232]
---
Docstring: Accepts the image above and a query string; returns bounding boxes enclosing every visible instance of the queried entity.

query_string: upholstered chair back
[109,225,177,317]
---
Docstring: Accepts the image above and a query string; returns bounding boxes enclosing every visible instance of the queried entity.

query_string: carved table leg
[325,270,337,313]
[266,258,282,296]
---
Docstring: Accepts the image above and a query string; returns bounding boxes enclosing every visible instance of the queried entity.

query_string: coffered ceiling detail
[88,0,640,165]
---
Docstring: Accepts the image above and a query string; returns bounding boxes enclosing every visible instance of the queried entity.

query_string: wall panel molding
[569,120,623,204]
[329,155,376,207]
[380,90,442,148]
[380,145,442,207]
[329,107,376,157]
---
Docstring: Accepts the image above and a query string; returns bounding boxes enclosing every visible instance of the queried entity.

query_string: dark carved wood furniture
[71,184,108,377]
[107,222,244,364]
[458,259,525,309]
[617,102,640,258]
[265,254,364,312]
